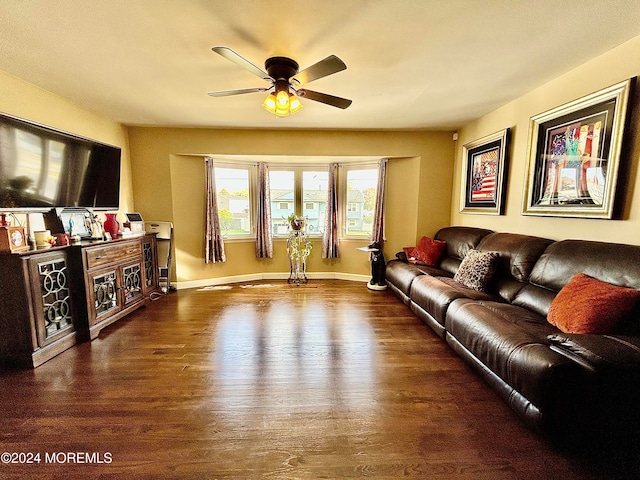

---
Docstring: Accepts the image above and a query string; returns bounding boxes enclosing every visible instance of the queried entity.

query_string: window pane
[303,170,328,235]
[215,167,251,236]
[270,170,294,235]
[345,168,378,236]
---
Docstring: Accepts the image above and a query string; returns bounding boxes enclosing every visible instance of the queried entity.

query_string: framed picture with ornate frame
[460,128,510,215]
[522,78,633,218]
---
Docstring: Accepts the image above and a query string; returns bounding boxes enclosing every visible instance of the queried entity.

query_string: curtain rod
[205,157,384,168]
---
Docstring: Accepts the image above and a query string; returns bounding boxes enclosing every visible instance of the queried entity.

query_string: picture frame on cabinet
[522,78,633,218]
[460,128,510,215]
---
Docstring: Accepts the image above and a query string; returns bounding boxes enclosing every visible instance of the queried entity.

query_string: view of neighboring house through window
[214,167,251,236]
[302,170,328,235]
[344,167,378,237]
[269,169,295,235]
[269,168,329,236]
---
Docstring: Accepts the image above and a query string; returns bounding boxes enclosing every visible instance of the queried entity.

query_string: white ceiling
[2,0,640,131]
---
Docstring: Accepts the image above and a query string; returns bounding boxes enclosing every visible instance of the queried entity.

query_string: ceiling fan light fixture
[262,84,303,117]
[261,93,277,114]
[276,90,290,108]
[275,105,290,117]
[289,94,303,114]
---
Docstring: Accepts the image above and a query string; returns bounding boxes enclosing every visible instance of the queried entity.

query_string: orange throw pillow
[410,236,447,266]
[547,273,640,334]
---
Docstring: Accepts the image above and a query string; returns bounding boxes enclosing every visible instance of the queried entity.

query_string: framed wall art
[522,78,633,218]
[460,128,510,215]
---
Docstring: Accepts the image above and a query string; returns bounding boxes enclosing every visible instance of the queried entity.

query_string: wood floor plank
[1,280,638,479]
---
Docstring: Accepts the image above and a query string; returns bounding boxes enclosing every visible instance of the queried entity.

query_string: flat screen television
[0,112,121,212]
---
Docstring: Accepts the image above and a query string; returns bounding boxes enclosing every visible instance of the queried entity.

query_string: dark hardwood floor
[1,280,637,479]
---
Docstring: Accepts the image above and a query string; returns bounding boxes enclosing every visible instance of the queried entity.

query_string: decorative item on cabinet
[103,213,120,238]
[90,214,105,240]
[124,212,145,235]
[0,225,29,252]
[0,213,29,253]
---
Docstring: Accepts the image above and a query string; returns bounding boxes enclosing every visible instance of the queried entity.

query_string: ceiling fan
[207,47,352,116]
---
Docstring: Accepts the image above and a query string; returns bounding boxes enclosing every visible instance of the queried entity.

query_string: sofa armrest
[547,333,640,372]
[395,251,408,262]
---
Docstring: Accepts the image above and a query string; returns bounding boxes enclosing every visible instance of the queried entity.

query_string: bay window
[212,160,381,241]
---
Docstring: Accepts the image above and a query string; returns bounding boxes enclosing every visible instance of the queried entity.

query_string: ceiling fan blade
[207,87,270,97]
[212,46,270,80]
[297,89,352,109]
[293,55,347,85]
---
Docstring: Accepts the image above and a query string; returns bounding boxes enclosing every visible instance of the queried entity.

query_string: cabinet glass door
[93,270,118,318]
[34,256,74,343]
[143,240,155,289]
[122,262,143,306]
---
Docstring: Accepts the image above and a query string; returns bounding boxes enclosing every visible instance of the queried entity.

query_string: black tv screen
[0,113,121,211]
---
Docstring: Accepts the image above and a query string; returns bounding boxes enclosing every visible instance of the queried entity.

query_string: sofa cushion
[512,284,557,318]
[445,299,581,410]
[385,254,440,304]
[408,236,447,266]
[453,249,499,291]
[547,273,640,334]
[409,275,496,327]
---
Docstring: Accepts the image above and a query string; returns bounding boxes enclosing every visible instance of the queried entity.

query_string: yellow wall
[452,34,640,245]
[0,70,134,213]
[128,128,454,286]
[11,33,638,287]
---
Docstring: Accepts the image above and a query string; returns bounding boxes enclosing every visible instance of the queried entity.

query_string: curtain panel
[255,162,273,258]
[204,157,226,263]
[371,158,388,245]
[322,162,340,259]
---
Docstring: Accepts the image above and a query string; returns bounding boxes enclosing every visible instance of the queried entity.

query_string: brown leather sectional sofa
[386,226,640,443]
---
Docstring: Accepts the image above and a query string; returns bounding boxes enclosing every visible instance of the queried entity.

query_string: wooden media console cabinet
[0,234,159,368]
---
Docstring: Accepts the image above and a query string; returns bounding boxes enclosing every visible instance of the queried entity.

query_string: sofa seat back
[514,240,640,322]
[434,226,493,275]
[476,232,554,304]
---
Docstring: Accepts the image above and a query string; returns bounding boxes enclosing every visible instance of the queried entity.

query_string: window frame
[340,164,380,240]
[213,164,256,241]
[269,165,329,238]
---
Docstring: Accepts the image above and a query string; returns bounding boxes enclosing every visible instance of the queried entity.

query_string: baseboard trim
[175,272,370,290]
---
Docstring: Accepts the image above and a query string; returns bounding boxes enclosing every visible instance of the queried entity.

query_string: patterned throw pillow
[453,249,499,291]
[547,273,640,334]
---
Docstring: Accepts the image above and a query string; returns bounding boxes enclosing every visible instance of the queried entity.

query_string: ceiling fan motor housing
[265,56,299,81]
